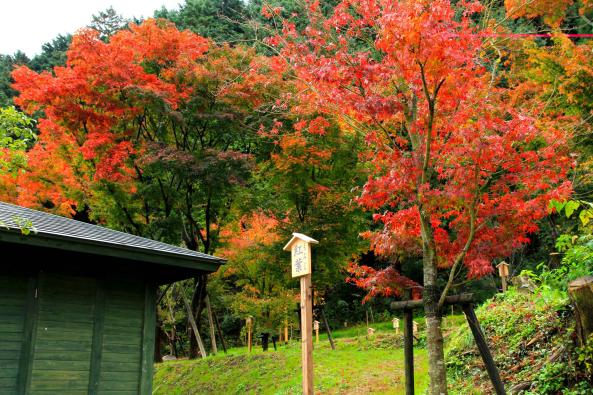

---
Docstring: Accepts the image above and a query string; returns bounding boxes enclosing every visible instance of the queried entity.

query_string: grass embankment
[153,322,434,394]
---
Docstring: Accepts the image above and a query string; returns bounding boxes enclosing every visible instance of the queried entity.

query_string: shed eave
[0,229,224,273]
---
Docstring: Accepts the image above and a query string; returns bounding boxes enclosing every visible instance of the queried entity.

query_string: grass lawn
[152,320,441,394]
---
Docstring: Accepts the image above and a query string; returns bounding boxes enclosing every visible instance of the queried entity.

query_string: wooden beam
[391,293,474,310]
[182,290,207,358]
[213,308,227,354]
[88,279,106,395]
[140,282,157,395]
[205,295,217,355]
[16,275,39,394]
[462,304,506,395]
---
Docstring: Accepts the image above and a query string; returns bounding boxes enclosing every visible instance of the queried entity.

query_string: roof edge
[0,229,225,272]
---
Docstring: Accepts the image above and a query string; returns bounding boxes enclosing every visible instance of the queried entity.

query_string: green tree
[0,106,35,175]
[89,7,128,40]
[0,52,29,106]
[28,34,71,72]
[156,0,249,44]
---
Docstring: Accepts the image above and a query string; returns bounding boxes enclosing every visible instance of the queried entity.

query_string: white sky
[0,0,182,57]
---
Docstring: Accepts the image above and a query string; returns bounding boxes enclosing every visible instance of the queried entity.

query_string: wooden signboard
[285,233,317,278]
[284,233,318,395]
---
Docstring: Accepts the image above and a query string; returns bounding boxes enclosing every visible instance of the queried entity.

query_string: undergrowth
[446,288,592,394]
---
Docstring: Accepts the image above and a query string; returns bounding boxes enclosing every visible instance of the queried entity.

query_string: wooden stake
[181,291,206,358]
[205,295,217,355]
[462,304,506,395]
[300,274,314,395]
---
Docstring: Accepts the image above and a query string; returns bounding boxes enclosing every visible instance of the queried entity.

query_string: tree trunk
[424,272,447,395]
[568,276,593,346]
[420,209,448,395]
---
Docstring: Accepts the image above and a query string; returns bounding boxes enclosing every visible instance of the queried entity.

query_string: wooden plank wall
[0,272,153,394]
[0,275,29,394]
[28,274,96,394]
[98,279,145,395]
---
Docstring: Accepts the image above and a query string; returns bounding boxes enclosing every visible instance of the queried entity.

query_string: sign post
[392,317,400,334]
[284,233,318,395]
[496,261,510,292]
[246,316,253,353]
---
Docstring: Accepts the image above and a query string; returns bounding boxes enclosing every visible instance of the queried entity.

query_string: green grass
[153,324,431,394]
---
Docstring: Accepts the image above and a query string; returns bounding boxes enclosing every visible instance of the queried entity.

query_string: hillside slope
[447,289,593,394]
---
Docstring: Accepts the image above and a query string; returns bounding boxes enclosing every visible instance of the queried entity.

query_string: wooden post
[284,233,318,395]
[284,320,289,345]
[568,276,593,346]
[246,316,253,353]
[462,304,506,395]
[300,274,314,394]
[314,320,320,343]
[181,291,207,358]
[403,308,414,395]
[320,308,336,350]
[205,295,217,355]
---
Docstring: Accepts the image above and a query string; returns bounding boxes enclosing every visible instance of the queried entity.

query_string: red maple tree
[275,0,573,392]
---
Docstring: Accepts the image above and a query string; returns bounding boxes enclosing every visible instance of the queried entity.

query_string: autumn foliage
[6,19,285,252]
[278,0,572,299]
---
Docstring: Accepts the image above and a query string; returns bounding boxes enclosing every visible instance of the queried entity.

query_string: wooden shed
[0,202,225,394]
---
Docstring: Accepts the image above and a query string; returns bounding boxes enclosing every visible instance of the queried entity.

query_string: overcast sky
[0,0,182,57]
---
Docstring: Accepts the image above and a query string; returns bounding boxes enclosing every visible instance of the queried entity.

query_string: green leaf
[548,199,565,213]
[579,209,593,225]
[565,200,580,218]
